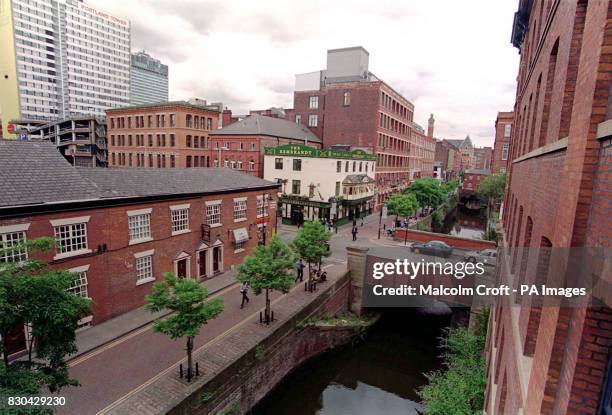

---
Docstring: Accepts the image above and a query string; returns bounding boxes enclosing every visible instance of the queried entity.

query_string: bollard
[196,362,199,376]
[271,310,274,322]
[187,366,192,383]
[179,363,183,378]
[260,311,263,324]
[304,282,307,291]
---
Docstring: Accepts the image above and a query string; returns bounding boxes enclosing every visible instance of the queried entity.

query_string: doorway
[198,250,207,279]
[177,258,188,278]
[212,246,222,274]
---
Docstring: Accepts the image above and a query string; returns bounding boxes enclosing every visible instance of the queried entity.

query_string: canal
[435,206,486,239]
[251,310,450,415]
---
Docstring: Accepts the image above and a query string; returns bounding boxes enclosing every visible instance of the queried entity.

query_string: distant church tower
[427,114,435,138]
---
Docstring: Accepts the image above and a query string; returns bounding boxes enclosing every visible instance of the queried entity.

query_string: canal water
[251,310,450,415]
[435,206,486,239]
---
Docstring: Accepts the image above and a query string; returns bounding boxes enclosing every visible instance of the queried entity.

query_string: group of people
[295,258,327,292]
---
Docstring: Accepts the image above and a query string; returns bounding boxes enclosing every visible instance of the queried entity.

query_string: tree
[237,236,295,324]
[405,178,445,210]
[476,172,507,206]
[146,273,223,380]
[292,220,331,273]
[386,193,420,224]
[0,237,91,395]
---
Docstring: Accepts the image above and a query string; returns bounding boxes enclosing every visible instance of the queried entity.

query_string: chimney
[427,114,435,138]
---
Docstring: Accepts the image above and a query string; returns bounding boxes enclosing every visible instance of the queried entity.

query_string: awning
[233,228,249,243]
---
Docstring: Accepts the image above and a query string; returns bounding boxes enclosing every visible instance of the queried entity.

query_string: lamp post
[377,204,387,239]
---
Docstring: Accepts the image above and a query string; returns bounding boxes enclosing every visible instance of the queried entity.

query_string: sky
[90,0,520,148]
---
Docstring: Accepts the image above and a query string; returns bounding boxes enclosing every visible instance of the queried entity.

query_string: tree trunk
[1,330,9,368]
[265,288,271,323]
[186,336,194,380]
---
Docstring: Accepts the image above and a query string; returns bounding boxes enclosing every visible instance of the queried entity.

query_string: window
[206,202,221,226]
[186,135,192,147]
[67,269,88,298]
[337,161,341,172]
[171,155,176,168]
[335,181,341,196]
[171,206,190,234]
[308,114,318,127]
[128,211,152,243]
[53,220,89,257]
[309,96,318,109]
[235,240,246,251]
[170,114,175,127]
[293,159,301,171]
[502,144,509,160]
[343,91,351,106]
[234,199,247,221]
[207,118,212,130]
[257,195,268,217]
[170,134,175,147]
[295,115,301,124]
[187,155,192,167]
[249,160,255,171]
[0,230,28,263]
[249,143,256,151]
[136,253,154,284]
[292,180,301,194]
[504,124,512,138]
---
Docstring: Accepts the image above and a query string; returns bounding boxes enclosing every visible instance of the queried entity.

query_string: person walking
[351,226,358,241]
[240,282,250,309]
[295,259,304,283]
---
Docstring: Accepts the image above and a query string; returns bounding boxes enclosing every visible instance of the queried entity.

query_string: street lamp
[377,204,388,239]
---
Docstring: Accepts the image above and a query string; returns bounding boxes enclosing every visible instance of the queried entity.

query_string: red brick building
[106,101,221,169]
[474,146,493,170]
[0,140,278,358]
[208,114,322,178]
[291,47,425,206]
[492,111,514,173]
[462,168,490,194]
[485,1,612,414]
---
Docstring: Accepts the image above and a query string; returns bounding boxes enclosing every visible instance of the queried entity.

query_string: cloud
[88,0,519,147]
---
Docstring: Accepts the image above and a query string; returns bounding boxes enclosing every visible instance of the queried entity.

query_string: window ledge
[129,236,154,246]
[234,248,245,253]
[136,277,156,286]
[171,229,191,236]
[53,248,92,261]
[234,218,247,223]
[209,223,222,228]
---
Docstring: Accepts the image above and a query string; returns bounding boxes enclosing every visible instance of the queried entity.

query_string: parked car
[464,249,497,266]
[410,240,453,258]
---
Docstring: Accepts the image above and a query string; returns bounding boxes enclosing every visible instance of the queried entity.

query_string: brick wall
[393,228,496,250]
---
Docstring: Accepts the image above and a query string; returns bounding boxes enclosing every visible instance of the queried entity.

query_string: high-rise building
[291,47,420,207]
[130,51,169,105]
[0,0,130,137]
[492,111,513,173]
[485,0,612,414]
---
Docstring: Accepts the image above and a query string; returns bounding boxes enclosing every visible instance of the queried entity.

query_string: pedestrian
[352,226,358,241]
[361,218,364,227]
[295,259,304,282]
[240,282,250,309]
[320,270,327,282]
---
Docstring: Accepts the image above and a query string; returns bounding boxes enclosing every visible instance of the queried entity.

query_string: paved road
[59,222,353,415]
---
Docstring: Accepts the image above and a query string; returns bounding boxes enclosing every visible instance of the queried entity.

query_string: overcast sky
[90,0,519,147]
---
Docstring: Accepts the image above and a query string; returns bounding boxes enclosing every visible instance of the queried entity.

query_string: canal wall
[104,268,365,415]
[393,228,496,250]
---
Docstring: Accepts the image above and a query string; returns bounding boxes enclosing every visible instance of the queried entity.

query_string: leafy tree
[405,178,446,210]
[386,193,420,224]
[419,313,488,415]
[146,273,223,379]
[237,236,295,323]
[476,172,507,206]
[292,220,331,273]
[0,237,91,395]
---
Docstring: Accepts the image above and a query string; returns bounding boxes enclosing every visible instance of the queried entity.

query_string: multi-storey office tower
[0,0,130,137]
[130,51,169,105]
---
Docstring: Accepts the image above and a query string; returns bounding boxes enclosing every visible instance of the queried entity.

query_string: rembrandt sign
[265,144,376,161]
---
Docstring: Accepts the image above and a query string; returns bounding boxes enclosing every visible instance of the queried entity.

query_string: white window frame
[308,114,318,127]
[257,195,269,218]
[67,264,90,299]
[135,249,155,285]
[501,143,509,161]
[205,200,222,227]
[233,197,248,222]
[504,124,512,138]
[295,115,301,124]
[309,96,318,109]
[127,208,153,245]
[170,204,191,236]
[0,223,30,263]
[51,216,92,260]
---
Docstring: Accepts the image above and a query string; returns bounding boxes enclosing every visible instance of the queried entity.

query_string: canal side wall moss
[175,274,367,415]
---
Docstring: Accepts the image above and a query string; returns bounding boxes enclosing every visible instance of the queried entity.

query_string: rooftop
[0,140,277,209]
[210,114,322,143]
[106,100,221,114]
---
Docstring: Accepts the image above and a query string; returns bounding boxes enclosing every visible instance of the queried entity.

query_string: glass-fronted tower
[130,51,169,105]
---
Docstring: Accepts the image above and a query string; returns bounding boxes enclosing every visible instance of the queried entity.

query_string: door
[213,246,221,274]
[4,326,27,358]
[177,259,188,278]
[198,250,207,279]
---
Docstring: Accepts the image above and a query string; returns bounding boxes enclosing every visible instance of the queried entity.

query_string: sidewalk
[70,269,238,361]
